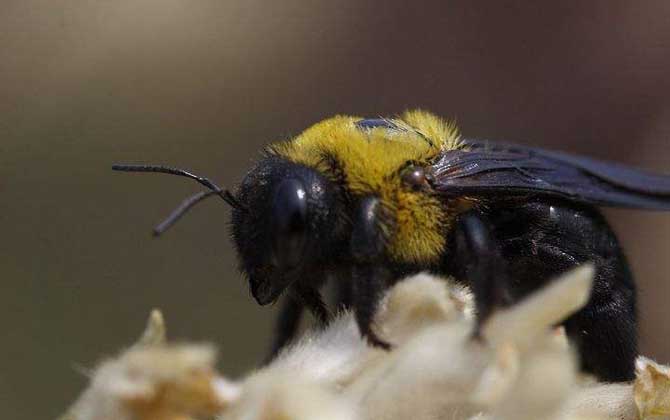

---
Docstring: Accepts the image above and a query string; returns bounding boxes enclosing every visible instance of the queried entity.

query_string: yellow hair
[270,110,464,264]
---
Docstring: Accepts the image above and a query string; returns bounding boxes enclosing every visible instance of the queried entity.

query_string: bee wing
[429,139,670,210]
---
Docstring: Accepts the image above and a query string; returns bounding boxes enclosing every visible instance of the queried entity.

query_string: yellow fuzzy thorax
[270,110,463,264]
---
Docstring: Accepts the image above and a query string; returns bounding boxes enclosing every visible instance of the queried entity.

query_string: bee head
[111,110,463,302]
[231,156,344,305]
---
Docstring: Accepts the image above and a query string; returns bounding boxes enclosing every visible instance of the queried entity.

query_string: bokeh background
[2,1,669,418]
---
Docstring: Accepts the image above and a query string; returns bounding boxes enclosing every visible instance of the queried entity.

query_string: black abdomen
[445,198,637,381]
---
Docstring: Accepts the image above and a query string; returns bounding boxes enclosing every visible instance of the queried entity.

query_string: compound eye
[272,178,308,269]
[401,165,427,191]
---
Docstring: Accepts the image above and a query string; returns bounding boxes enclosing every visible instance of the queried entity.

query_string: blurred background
[2,1,669,418]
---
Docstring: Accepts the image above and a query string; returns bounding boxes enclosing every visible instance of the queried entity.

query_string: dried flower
[634,357,670,419]
[59,310,237,420]
[60,266,669,420]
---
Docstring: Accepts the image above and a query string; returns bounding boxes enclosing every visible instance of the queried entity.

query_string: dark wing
[428,139,670,210]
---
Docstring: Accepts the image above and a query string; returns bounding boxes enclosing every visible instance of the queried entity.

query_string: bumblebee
[113,110,670,382]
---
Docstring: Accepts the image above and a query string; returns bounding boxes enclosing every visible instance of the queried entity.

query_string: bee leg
[294,284,330,326]
[333,271,354,310]
[264,295,304,363]
[349,195,392,349]
[352,264,392,350]
[450,210,511,336]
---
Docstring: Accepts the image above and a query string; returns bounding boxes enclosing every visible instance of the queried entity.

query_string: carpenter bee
[113,110,670,382]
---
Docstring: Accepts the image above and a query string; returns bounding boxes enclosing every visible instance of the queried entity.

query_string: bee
[113,110,670,382]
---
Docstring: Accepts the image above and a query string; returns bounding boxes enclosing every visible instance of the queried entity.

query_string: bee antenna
[112,163,246,235]
[112,163,241,206]
[151,189,221,236]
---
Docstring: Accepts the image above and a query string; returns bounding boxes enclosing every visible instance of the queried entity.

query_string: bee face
[231,157,345,304]
[232,111,464,303]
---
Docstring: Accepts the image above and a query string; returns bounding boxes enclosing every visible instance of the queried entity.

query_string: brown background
[2,1,669,418]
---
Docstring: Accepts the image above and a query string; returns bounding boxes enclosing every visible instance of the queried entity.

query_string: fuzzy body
[113,110,669,382]
[269,110,463,264]
[229,110,650,382]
